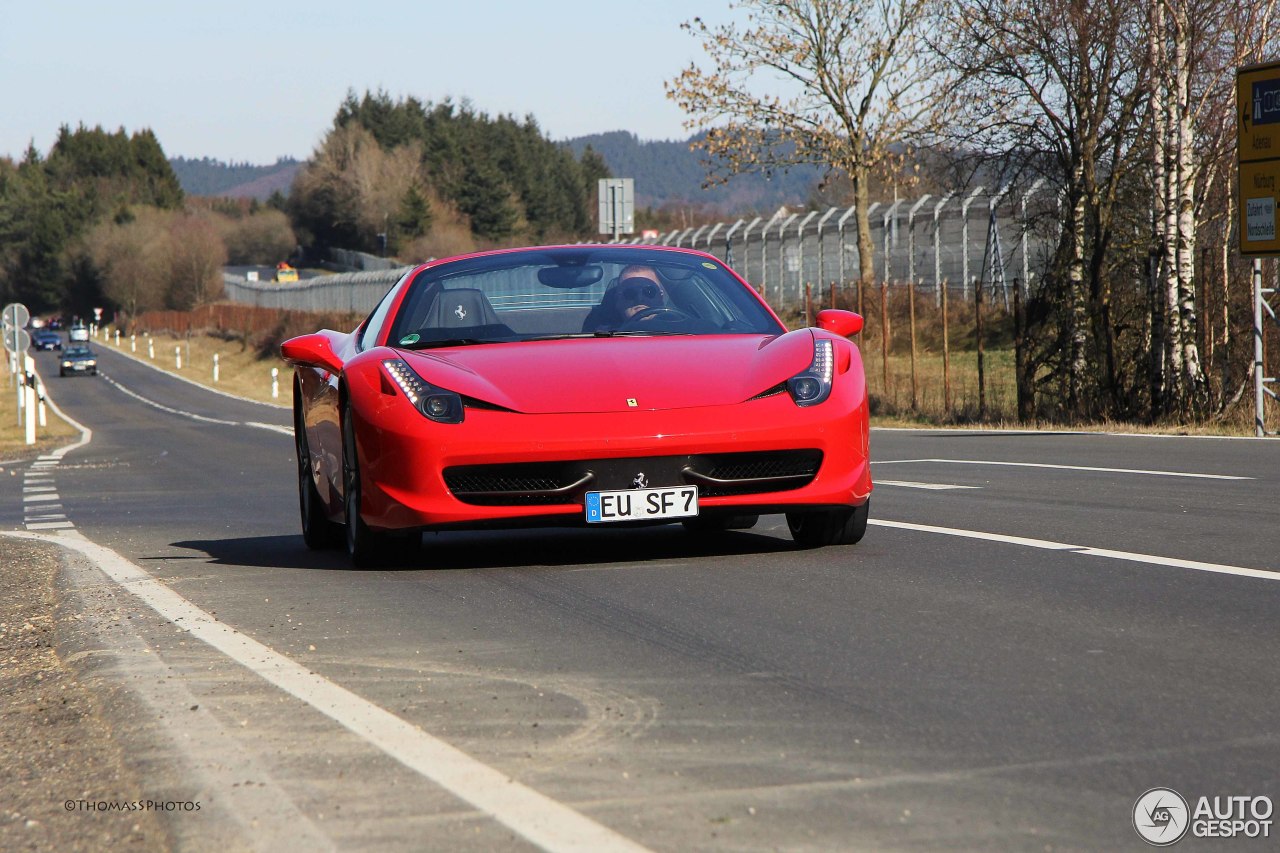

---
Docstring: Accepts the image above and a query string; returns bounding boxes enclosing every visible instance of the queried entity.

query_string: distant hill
[169,156,302,200]
[170,132,824,213]
[563,131,823,214]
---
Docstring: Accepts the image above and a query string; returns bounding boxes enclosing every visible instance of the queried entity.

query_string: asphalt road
[4,342,1280,851]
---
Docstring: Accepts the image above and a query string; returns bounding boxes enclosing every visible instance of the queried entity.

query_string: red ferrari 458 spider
[282,245,872,565]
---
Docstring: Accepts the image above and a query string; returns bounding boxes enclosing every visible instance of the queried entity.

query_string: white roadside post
[271,367,279,399]
[36,376,46,428]
[131,334,137,353]
[213,354,220,383]
[148,337,154,359]
[115,329,120,346]
[24,354,36,445]
[175,346,182,370]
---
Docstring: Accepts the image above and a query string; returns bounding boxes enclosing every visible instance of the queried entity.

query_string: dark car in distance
[59,345,98,376]
[32,329,62,351]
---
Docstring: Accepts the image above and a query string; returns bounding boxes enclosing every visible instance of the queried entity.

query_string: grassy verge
[0,354,79,461]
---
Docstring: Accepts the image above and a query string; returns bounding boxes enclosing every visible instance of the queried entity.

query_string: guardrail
[222,268,412,315]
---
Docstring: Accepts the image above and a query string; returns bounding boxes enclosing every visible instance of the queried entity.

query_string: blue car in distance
[32,329,62,351]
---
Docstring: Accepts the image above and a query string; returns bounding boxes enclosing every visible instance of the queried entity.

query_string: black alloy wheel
[786,500,870,548]
[296,405,341,549]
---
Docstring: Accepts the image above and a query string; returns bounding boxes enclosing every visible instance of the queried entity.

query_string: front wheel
[296,407,341,550]
[787,500,870,548]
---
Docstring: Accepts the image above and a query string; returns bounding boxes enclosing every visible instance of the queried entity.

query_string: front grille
[444,449,822,506]
[686,450,822,496]
[444,463,590,505]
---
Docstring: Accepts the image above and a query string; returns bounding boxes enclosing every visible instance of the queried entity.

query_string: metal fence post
[961,186,986,300]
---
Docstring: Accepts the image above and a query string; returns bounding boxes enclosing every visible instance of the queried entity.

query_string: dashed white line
[875,458,1251,480]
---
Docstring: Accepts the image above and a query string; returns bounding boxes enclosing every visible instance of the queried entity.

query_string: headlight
[85,360,96,367]
[61,361,72,368]
[787,338,833,407]
[382,359,464,424]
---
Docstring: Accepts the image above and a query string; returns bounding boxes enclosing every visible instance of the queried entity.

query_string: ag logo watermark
[1134,788,1190,846]
[1133,788,1273,845]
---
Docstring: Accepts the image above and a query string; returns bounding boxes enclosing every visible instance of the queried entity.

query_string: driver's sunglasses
[618,279,663,304]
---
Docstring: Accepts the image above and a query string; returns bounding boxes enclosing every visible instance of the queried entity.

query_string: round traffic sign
[3,327,31,353]
[2,302,30,330]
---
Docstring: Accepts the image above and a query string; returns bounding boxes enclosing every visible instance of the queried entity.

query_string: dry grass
[100,329,291,407]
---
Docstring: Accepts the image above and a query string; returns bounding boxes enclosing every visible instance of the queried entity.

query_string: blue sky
[2,0,740,165]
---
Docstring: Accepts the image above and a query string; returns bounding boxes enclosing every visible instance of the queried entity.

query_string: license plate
[585,486,698,523]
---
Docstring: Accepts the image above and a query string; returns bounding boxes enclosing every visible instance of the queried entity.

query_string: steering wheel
[620,306,695,328]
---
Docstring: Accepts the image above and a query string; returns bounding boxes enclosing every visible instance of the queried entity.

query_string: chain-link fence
[619,185,1059,311]
[221,187,1059,316]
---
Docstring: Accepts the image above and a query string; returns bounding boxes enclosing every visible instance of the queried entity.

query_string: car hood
[397,332,815,414]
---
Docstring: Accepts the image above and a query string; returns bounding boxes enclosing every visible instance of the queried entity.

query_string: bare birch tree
[1145,0,1278,417]
[941,0,1149,417]
[666,0,952,288]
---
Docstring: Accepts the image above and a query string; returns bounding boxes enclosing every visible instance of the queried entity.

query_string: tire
[682,513,759,533]
[342,402,418,567]
[59,369,65,377]
[787,500,870,549]
[296,406,341,550]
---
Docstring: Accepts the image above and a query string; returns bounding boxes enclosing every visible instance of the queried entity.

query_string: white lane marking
[102,341,289,410]
[26,521,74,530]
[870,519,1280,582]
[3,529,648,853]
[245,421,293,435]
[101,374,290,435]
[23,492,61,502]
[871,426,1275,442]
[103,375,240,424]
[874,480,981,491]
[875,458,1251,480]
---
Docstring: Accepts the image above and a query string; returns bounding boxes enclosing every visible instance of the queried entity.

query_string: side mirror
[815,309,864,337]
[281,332,344,374]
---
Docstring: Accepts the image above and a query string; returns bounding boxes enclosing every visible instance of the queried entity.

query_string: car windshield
[65,347,93,357]
[385,247,784,348]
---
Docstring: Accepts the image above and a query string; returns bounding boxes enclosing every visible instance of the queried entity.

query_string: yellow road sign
[1239,62,1280,161]
[1239,161,1280,254]
[1239,61,1280,256]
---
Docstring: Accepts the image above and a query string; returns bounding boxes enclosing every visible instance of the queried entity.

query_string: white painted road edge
[875,458,1252,480]
[16,368,645,853]
[5,528,649,853]
[869,519,1280,583]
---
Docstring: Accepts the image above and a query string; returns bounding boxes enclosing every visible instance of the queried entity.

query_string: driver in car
[582,264,671,332]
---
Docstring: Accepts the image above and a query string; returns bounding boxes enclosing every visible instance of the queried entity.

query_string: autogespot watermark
[65,799,202,813]
[1133,788,1273,845]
